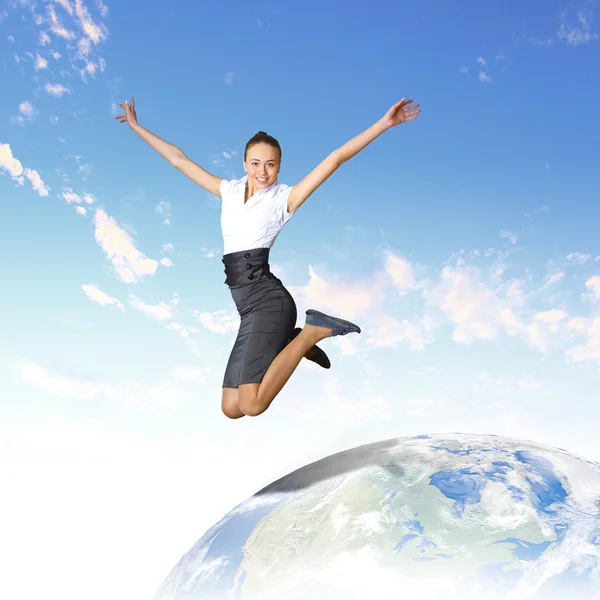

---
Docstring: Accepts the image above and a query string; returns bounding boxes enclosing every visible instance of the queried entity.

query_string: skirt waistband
[222,248,272,287]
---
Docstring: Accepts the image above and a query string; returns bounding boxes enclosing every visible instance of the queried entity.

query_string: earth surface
[152,433,600,599]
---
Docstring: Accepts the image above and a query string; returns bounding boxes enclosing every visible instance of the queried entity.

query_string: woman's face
[243,142,281,189]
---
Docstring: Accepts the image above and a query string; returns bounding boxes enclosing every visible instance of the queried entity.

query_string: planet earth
[152,433,600,599]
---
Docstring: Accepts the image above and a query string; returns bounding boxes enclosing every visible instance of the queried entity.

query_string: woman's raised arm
[287,98,420,213]
[115,97,223,198]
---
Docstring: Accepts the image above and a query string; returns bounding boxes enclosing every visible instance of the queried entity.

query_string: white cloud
[162,243,174,253]
[558,6,598,46]
[47,4,76,40]
[74,0,107,44]
[567,252,591,265]
[75,206,87,216]
[200,245,220,258]
[45,83,71,97]
[290,265,384,321]
[35,52,48,70]
[422,260,572,353]
[0,143,24,178]
[365,315,426,351]
[479,71,491,83]
[160,258,174,267]
[477,56,487,65]
[0,143,50,196]
[165,322,194,338]
[15,360,186,407]
[193,309,239,334]
[500,230,518,245]
[225,72,234,85]
[13,100,39,125]
[567,317,600,363]
[82,284,125,311]
[425,263,510,343]
[384,252,415,294]
[39,31,51,45]
[49,115,59,125]
[585,275,600,299]
[543,272,564,288]
[62,187,82,204]
[93,209,160,283]
[155,200,171,225]
[97,0,109,18]
[56,0,75,16]
[459,66,469,74]
[129,294,175,322]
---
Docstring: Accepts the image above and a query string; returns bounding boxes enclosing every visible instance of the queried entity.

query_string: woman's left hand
[382,98,421,128]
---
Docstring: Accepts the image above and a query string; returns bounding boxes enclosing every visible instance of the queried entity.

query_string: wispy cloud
[558,5,598,46]
[193,309,239,334]
[586,275,600,299]
[384,252,415,294]
[11,100,39,125]
[61,187,95,206]
[45,83,71,97]
[224,72,234,85]
[567,316,600,363]
[543,272,565,289]
[129,294,177,322]
[82,283,125,311]
[46,4,75,39]
[200,245,221,259]
[566,252,591,265]
[34,52,48,70]
[15,360,190,407]
[155,201,172,225]
[8,0,109,89]
[500,230,518,245]
[93,210,162,283]
[479,71,491,83]
[0,143,50,196]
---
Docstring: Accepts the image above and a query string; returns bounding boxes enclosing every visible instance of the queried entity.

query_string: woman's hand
[115,96,139,129]
[382,98,420,128]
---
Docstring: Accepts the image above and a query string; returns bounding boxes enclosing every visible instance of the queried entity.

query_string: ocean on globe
[152,433,600,599]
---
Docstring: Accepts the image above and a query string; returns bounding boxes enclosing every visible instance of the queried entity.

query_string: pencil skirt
[221,247,297,388]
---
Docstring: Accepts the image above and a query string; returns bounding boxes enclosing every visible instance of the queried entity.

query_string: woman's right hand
[115,96,139,129]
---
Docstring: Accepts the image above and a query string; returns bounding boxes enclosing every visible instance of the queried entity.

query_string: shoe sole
[305,309,362,334]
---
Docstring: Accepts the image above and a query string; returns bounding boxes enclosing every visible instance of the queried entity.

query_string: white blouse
[220,176,296,255]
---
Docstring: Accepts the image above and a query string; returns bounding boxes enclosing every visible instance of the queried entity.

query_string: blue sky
[1,0,600,598]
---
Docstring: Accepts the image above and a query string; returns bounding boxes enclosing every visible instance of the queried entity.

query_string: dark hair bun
[257,131,267,136]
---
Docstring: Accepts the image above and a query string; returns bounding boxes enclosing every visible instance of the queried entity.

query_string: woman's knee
[221,388,245,419]
[237,383,264,417]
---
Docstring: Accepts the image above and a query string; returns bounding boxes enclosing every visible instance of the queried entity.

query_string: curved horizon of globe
[153,433,600,600]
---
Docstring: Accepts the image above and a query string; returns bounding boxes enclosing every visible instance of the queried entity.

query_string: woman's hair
[244,131,282,162]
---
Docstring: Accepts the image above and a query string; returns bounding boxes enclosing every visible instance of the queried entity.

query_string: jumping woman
[116,97,420,419]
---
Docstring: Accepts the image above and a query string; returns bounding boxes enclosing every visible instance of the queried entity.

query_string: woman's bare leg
[238,324,332,417]
[221,387,245,419]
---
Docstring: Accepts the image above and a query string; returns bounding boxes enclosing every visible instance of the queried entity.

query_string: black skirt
[221,248,297,388]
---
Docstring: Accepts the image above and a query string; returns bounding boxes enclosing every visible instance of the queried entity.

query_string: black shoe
[289,327,331,369]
